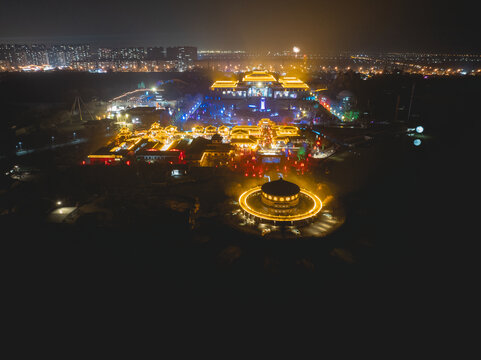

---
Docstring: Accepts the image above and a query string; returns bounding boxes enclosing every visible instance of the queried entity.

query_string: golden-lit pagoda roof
[242,70,277,83]
[278,125,299,130]
[230,129,249,135]
[258,118,274,126]
[278,76,309,89]
[150,122,161,130]
[210,80,238,89]
[165,125,177,132]
[276,125,299,134]
[204,125,217,133]
[231,125,261,136]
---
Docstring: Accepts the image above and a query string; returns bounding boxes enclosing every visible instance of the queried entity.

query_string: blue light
[416,126,424,134]
[413,139,421,146]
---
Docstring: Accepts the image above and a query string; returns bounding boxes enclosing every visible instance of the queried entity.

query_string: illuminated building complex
[85,123,185,165]
[85,119,303,168]
[210,70,310,99]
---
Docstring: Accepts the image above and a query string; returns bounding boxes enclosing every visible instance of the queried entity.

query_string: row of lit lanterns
[262,192,298,202]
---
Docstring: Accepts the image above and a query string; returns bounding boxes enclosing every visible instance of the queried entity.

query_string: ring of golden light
[239,186,322,222]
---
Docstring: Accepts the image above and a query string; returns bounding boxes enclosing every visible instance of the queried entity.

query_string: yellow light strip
[242,71,277,82]
[242,77,276,82]
[210,80,239,89]
[88,154,123,159]
[280,83,309,89]
[278,77,309,89]
[239,186,322,222]
[127,138,142,150]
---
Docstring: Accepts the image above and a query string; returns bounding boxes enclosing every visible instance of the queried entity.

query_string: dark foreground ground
[2,126,477,311]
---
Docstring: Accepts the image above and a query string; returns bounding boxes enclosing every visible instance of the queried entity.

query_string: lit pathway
[16,138,87,156]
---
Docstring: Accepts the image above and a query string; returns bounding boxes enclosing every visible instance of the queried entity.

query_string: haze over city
[1,0,479,52]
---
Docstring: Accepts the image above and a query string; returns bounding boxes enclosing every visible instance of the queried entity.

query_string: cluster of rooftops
[210,70,310,91]
[86,119,302,165]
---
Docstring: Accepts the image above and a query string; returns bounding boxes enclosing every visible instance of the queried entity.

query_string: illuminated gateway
[239,178,322,224]
[211,70,310,99]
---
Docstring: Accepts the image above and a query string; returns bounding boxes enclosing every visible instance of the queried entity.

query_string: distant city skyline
[1,38,480,55]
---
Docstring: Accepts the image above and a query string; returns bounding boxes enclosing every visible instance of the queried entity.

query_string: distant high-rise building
[146,47,164,60]
[30,44,48,65]
[48,45,68,66]
[120,47,145,60]
[13,45,29,66]
[111,48,121,61]
[69,44,91,62]
[0,44,15,65]
[166,46,197,62]
[98,47,114,61]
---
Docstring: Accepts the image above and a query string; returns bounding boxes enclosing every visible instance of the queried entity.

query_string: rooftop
[261,178,300,197]
[278,76,310,89]
[210,80,238,89]
[242,70,277,83]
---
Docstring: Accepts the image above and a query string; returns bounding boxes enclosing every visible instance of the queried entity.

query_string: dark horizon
[1,0,479,53]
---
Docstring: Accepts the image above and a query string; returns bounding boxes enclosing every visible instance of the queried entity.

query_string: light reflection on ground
[225,190,345,239]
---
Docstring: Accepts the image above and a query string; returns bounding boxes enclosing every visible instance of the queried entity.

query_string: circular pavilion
[239,178,322,224]
[260,178,300,210]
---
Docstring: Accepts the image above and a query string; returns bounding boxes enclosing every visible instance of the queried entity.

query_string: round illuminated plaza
[239,178,323,224]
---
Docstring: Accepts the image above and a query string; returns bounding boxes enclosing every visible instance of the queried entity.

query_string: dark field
[1,71,479,313]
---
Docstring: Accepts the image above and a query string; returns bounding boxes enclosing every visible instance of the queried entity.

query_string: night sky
[1,0,479,52]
